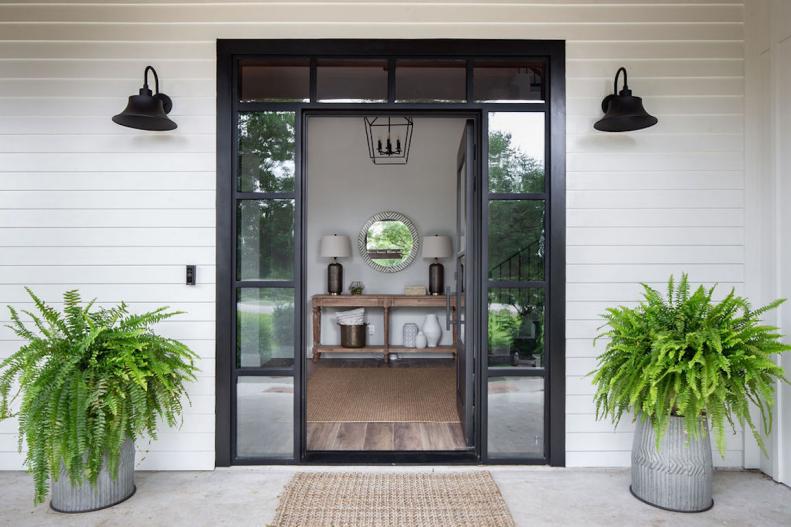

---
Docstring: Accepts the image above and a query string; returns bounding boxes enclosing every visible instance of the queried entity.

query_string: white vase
[415,331,427,349]
[422,314,442,348]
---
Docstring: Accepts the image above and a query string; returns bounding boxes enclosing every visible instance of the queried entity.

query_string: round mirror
[358,211,420,273]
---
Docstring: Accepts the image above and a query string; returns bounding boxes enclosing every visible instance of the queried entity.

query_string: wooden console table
[311,294,457,362]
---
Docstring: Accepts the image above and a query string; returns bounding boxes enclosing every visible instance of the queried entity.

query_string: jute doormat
[307,367,460,423]
[271,472,515,527]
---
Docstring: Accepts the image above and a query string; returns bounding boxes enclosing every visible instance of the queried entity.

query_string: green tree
[487,129,545,281]
[238,112,295,193]
[488,130,544,194]
[366,221,413,266]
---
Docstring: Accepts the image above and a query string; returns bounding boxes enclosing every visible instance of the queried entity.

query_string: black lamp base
[429,261,444,296]
[328,261,343,295]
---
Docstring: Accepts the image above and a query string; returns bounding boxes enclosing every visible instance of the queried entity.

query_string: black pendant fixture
[594,67,657,132]
[112,65,177,131]
[363,116,413,165]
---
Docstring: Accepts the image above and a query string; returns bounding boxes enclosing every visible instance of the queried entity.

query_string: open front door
[455,119,476,446]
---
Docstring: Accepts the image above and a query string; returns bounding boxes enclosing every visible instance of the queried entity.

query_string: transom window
[238,57,546,104]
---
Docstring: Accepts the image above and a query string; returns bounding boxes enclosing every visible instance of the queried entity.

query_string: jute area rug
[307,367,459,423]
[271,472,515,527]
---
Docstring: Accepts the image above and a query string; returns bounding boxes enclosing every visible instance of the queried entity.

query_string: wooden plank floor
[307,422,466,451]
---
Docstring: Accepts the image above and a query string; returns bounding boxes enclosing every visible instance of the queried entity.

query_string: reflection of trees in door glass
[488,112,545,193]
[488,201,544,281]
[366,220,413,266]
[237,200,295,281]
[488,288,544,368]
[238,112,295,192]
[237,288,295,368]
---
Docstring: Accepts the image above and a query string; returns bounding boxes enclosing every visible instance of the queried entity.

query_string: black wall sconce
[112,66,177,131]
[594,67,657,132]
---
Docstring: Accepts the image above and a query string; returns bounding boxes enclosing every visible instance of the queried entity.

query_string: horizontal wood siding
[0,1,744,469]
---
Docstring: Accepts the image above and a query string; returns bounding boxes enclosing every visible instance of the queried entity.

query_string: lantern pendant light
[594,67,657,132]
[112,65,177,131]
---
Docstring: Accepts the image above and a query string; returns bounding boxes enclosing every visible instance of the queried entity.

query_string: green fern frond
[0,289,198,504]
[590,274,790,458]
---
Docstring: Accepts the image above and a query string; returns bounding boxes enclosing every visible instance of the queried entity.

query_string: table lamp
[320,234,351,295]
[422,235,452,296]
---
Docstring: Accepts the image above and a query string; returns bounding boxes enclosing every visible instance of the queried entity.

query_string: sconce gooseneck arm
[614,66,629,95]
[143,65,160,94]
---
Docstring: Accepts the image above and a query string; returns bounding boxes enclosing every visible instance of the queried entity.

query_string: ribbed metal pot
[631,415,713,512]
[51,439,136,513]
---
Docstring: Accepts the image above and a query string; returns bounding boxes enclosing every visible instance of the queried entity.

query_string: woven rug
[271,472,515,527]
[307,367,459,423]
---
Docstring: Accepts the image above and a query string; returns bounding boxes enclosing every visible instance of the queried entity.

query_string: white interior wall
[744,0,791,485]
[305,117,462,353]
[0,0,748,470]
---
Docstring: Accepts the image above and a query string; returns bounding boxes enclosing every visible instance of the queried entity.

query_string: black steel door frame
[216,39,566,467]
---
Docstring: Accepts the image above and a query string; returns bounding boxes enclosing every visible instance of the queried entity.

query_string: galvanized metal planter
[631,415,713,512]
[50,439,136,513]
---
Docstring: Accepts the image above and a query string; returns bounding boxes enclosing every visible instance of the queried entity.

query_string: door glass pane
[238,112,296,193]
[236,376,294,458]
[474,60,545,102]
[396,59,466,102]
[239,59,310,102]
[237,199,294,281]
[488,288,544,368]
[488,200,544,281]
[487,376,544,458]
[488,112,545,193]
[316,59,388,102]
[237,288,295,368]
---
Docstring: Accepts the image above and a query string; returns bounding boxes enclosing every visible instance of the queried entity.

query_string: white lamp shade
[422,235,452,259]
[319,234,351,258]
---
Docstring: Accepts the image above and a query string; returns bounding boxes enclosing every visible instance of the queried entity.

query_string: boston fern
[591,275,789,456]
[0,289,198,504]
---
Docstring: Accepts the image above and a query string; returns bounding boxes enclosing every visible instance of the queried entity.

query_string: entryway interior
[305,115,469,451]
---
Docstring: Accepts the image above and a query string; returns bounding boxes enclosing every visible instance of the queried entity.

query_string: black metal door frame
[216,39,566,467]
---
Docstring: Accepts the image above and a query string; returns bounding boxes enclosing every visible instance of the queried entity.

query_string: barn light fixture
[594,67,657,132]
[112,65,177,131]
[363,116,413,165]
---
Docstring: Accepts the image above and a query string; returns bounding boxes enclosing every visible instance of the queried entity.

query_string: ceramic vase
[402,323,419,348]
[415,331,427,349]
[422,314,442,348]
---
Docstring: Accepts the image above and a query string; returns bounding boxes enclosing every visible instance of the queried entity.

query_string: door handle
[445,286,451,331]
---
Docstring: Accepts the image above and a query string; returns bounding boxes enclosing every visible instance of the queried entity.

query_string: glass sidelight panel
[237,199,295,281]
[239,59,310,102]
[474,60,545,102]
[487,376,544,458]
[236,376,294,458]
[488,200,544,281]
[488,112,545,193]
[395,59,466,102]
[487,288,544,368]
[238,112,296,193]
[237,288,295,368]
[316,59,388,102]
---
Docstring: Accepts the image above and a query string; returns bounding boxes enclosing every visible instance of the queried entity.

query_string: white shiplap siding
[0,0,745,469]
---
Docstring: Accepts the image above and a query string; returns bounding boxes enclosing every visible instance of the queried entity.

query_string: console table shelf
[311,294,457,362]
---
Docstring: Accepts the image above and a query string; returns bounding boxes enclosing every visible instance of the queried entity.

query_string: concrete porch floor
[0,467,789,527]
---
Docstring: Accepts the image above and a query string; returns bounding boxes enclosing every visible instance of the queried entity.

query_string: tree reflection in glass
[237,199,295,281]
[365,220,413,267]
[488,288,544,368]
[238,112,296,193]
[488,112,545,193]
